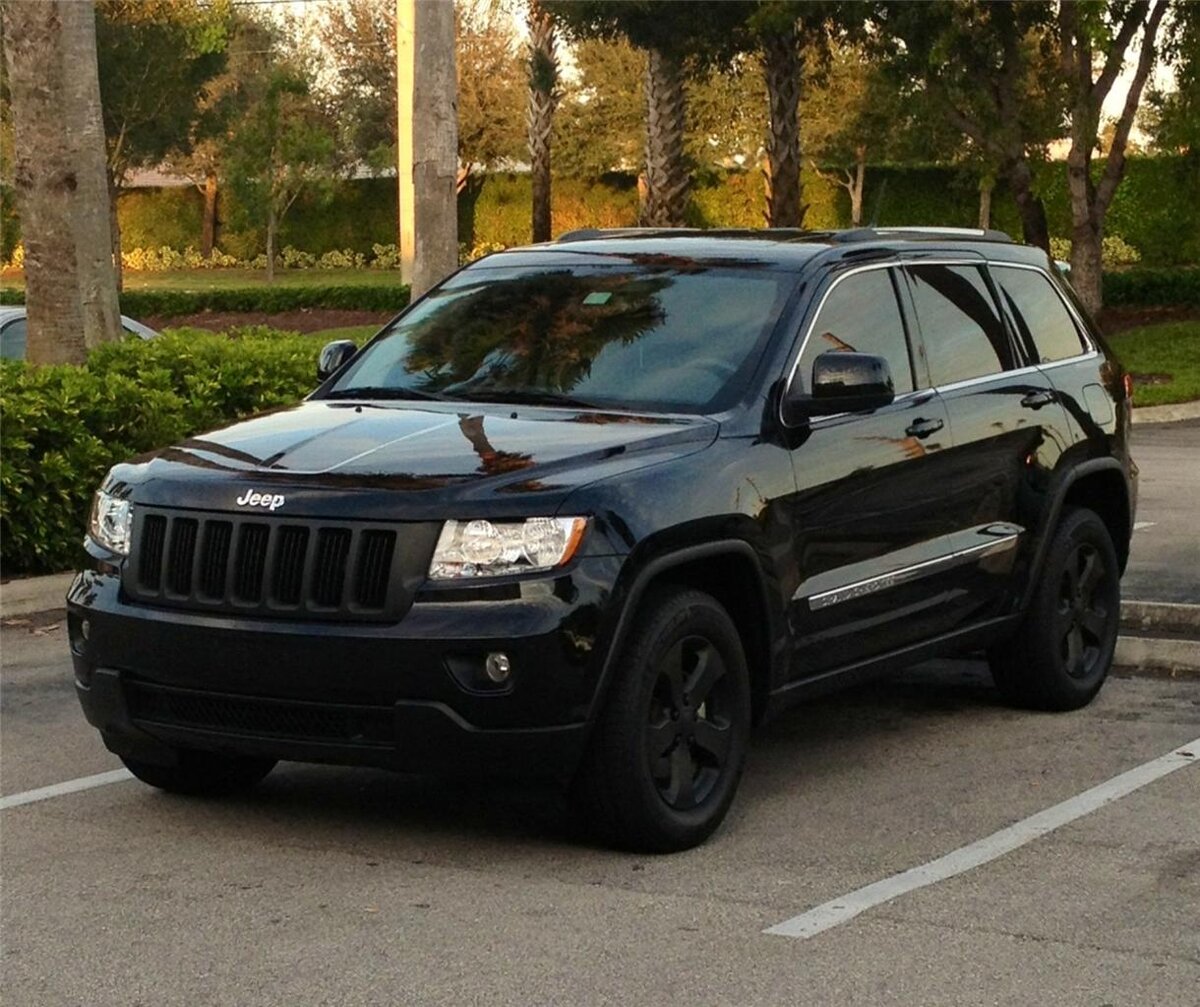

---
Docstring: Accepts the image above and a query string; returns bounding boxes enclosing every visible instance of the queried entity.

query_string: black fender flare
[1018,456,1132,611]
[583,539,775,729]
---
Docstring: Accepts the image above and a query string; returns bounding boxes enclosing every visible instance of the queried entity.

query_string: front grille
[126,680,393,747]
[126,508,406,621]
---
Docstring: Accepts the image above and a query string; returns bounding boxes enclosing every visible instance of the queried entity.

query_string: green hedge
[0,283,411,316]
[0,329,321,574]
[1103,267,1200,307]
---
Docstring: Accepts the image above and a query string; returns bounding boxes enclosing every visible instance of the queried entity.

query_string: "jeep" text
[236,490,285,511]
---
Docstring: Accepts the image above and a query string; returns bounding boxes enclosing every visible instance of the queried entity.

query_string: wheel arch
[1021,458,1132,611]
[590,541,778,728]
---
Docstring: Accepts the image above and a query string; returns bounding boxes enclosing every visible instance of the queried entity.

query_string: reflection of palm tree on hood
[404,272,671,395]
[457,415,534,476]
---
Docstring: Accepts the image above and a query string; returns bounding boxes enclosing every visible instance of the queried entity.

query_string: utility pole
[396,0,458,299]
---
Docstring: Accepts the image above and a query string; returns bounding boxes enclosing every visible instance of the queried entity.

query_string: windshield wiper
[451,387,598,409]
[323,386,445,402]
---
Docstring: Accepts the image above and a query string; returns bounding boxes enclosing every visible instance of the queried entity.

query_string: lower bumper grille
[126,680,395,747]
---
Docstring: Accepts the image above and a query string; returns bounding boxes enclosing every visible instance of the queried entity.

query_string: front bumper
[68,558,622,779]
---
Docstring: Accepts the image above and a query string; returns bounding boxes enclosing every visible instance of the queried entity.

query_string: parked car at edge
[0,307,159,360]
[69,227,1135,852]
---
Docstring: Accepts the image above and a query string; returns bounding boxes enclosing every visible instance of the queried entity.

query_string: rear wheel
[990,507,1120,711]
[122,747,276,797]
[573,588,751,852]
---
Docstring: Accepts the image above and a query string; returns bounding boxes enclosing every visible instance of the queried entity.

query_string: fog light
[484,652,511,683]
[80,619,91,641]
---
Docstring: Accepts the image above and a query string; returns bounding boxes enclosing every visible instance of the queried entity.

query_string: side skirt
[762,613,1021,720]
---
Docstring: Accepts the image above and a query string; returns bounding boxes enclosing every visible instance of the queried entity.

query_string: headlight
[88,489,133,556]
[428,517,587,580]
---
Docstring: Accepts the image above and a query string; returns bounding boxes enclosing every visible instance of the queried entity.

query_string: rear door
[901,259,1074,623]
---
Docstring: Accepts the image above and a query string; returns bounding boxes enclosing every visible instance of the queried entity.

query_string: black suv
[70,228,1135,851]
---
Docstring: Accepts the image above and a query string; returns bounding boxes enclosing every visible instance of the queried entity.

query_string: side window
[797,268,915,395]
[907,264,1014,386]
[991,265,1087,363]
[0,318,27,361]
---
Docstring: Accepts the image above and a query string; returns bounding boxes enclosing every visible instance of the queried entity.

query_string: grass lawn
[306,324,384,343]
[0,267,402,292]
[1110,320,1200,407]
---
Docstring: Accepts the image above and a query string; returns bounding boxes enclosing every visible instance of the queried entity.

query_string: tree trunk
[978,172,995,229]
[410,0,458,297]
[1006,158,1050,253]
[2,0,119,364]
[202,172,219,257]
[265,205,276,284]
[1059,0,1168,315]
[527,1,557,243]
[761,26,805,229]
[643,47,688,227]
[109,176,123,292]
[850,146,866,228]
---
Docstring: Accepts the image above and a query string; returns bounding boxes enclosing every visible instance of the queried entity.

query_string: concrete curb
[1114,636,1200,677]
[0,573,75,619]
[1121,600,1200,636]
[1132,400,1200,424]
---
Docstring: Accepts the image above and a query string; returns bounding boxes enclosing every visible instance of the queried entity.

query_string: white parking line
[1133,521,1157,531]
[0,768,134,811]
[764,735,1199,940]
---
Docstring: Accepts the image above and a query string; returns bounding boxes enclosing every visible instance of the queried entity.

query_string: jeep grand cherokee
[69,228,1135,851]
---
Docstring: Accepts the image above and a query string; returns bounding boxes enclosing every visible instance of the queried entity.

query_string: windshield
[324,262,794,413]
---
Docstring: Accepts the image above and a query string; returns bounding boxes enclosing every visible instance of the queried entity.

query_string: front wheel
[989,506,1121,711]
[572,588,751,852]
[122,747,276,797]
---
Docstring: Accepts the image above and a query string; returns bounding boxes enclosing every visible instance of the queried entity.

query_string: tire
[572,587,751,853]
[989,506,1121,711]
[122,748,276,797]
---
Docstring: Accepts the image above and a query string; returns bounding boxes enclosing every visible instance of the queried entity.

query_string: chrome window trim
[779,260,912,428]
[988,261,1098,359]
[780,257,1102,428]
[801,523,1023,610]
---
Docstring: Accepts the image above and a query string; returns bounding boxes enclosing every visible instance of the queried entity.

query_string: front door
[785,264,960,679]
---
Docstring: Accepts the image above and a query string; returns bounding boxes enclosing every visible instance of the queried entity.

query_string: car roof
[484,227,1052,271]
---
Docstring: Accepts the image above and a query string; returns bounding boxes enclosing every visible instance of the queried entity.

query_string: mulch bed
[1098,305,1200,334]
[143,308,395,334]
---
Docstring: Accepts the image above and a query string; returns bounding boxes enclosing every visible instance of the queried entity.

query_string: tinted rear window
[991,265,1087,363]
[907,264,1014,386]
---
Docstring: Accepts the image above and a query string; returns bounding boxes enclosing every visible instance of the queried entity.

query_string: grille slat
[312,528,352,608]
[129,510,405,621]
[198,521,232,599]
[165,519,198,596]
[138,515,167,591]
[233,524,270,603]
[354,530,395,609]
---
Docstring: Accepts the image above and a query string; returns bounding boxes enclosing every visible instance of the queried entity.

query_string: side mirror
[787,351,895,420]
[317,340,358,383]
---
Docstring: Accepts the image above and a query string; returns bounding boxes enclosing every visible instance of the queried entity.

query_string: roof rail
[831,226,1014,244]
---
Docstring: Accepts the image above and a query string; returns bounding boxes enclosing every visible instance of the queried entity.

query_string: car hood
[114,400,718,520]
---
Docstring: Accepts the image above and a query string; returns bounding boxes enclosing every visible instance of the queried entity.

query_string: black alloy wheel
[1056,540,1112,680]
[646,635,735,811]
[990,506,1120,711]
[573,588,751,852]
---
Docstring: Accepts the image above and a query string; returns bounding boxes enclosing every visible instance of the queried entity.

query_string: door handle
[1021,389,1056,409]
[905,417,944,439]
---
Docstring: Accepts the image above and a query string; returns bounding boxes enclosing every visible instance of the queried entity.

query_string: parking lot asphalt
[1124,418,1200,604]
[2,619,1197,1006]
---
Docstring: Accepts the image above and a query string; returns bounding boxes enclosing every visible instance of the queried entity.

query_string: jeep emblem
[236,489,285,511]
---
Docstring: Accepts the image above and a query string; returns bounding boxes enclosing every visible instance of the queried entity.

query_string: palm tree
[760,22,805,228]
[527,0,559,242]
[642,47,689,226]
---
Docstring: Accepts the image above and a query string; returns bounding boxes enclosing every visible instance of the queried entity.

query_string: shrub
[1050,235,1142,268]
[1104,267,1200,307]
[0,283,411,314]
[0,329,322,574]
